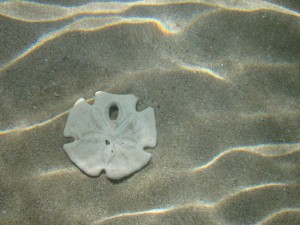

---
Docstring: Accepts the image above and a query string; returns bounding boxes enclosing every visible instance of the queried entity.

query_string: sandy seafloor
[1,0,300,224]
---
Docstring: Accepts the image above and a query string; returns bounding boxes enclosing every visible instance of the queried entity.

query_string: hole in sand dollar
[65,136,75,143]
[105,140,110,145]
[109,104,118,120]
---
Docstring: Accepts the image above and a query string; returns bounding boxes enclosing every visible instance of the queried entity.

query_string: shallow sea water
[0,0,300,224]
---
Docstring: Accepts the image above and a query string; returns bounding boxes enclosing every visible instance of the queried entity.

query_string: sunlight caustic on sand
[1,1,300,224]
[0,98,96,135]
[192,142,300,172]
[1,0,300,22]
[90,183,298,225]
[257,208,300,225]
[0,17,177,72]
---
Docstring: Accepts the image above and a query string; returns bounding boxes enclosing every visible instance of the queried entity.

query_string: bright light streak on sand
[179,62,225,81]
[1,1,300,72]
[91,206,176,225]
[215,182,296,208]
[91,183,295,224]
[0,98,94,135]
[1,0,300,22]
[38,167,79,179]
[192,143,300,172]
[0,16,177,72]
[0,110,68,135]
[256,208,300,225]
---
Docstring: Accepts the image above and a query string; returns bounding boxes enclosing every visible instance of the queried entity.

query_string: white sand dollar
[63,91,157,179]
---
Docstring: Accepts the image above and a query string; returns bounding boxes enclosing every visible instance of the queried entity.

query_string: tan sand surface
[0,0,300,224]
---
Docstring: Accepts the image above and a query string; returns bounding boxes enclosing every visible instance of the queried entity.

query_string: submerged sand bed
[1,0,300,224]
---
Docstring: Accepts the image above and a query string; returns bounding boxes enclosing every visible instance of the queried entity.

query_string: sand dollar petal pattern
[63,91,157,179]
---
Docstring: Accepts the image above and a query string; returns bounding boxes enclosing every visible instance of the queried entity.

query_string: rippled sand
[1,0,300,224]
